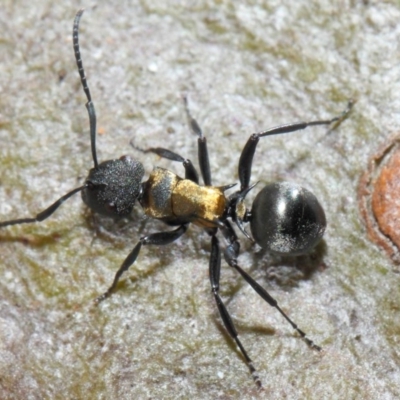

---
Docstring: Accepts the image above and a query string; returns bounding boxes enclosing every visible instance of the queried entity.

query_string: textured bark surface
[0,1,399,399]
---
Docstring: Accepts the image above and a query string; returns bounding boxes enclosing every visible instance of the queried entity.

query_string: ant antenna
[73,9,99,169]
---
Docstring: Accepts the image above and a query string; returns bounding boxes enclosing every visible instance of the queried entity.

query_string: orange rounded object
[359,136,400,263]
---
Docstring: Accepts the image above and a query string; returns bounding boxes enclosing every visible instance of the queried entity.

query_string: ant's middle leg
[183,96,212,186]
[96,223,188,303]
[209,233,262,389]
[132,96,213,186]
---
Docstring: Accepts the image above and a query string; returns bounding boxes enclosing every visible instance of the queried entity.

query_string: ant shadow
[0,230,64,247]
[254,240,328,287]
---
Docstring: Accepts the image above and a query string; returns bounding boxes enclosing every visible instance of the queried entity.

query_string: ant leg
[183,96,212,186]
[238,101,354,191]
[131,143,199,183]
[0,186,86,228]
[221,221,321,351]
[96,223,188,303]
[209,234,262,389]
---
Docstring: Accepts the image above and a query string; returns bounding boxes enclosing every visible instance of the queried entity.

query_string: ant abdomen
[249,182,326,255]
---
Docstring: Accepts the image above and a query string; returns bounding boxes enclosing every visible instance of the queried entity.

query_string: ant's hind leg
[238,101,354,191]
[221,221,321,351]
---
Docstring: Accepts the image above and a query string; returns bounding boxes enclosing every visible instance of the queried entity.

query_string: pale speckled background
[0,1,400,399]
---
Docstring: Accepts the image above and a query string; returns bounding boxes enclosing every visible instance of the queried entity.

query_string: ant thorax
[140,167,227,228]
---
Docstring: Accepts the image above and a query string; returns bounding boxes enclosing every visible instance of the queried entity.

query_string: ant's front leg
[96,224,188,303]
[131,143,199,183]
[0,186,86,228]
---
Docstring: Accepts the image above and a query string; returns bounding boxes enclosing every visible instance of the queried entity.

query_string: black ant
[0,9,352,389]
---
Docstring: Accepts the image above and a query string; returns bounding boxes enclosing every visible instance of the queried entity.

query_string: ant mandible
[0,9,352,389]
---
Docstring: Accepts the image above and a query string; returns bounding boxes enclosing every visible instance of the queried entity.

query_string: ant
[0,9,352,389]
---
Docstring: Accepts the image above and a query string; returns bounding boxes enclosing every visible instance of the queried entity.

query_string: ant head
[82,155,145,218]
[249,182,326,255]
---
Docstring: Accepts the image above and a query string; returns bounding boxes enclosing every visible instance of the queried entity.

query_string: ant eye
[86,181,94,189]
[250,182,326,255]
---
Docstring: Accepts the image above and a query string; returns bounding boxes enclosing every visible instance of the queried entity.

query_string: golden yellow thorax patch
[172,180,227,228]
